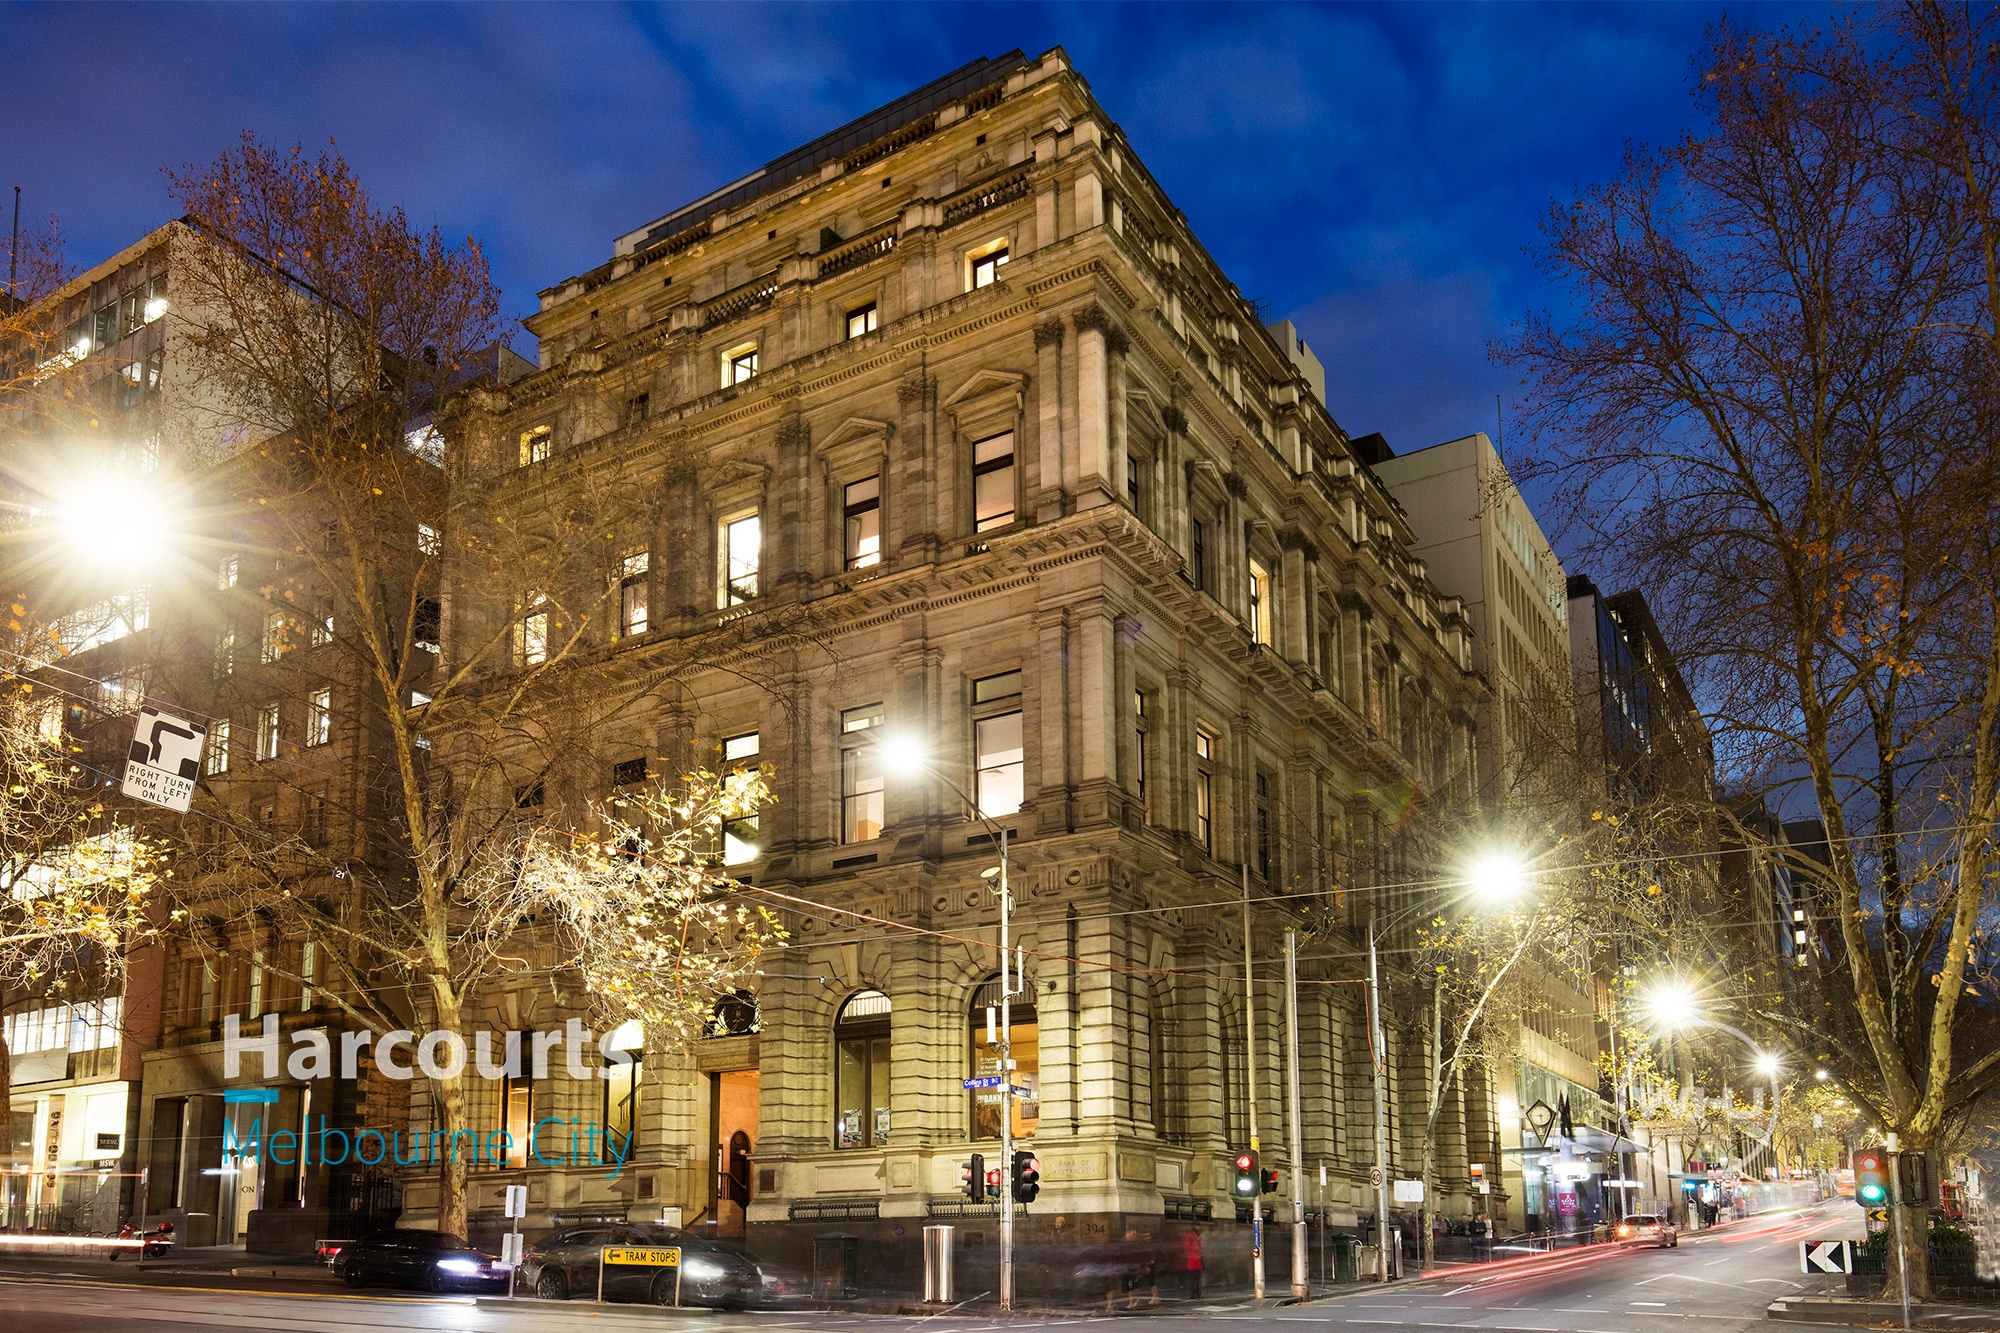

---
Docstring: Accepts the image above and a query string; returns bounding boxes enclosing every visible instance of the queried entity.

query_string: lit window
[721,731,761,865]
[143,273,168,323]
[603,1022,642,1160]
[518,594,549,666]
[499,1055,533,1168]
[261,611,285,663]
[1249,557,1273,645]
[969,977,1038,1141]
[619,551,650,637]
[840,704,884,844]
[1195,726,1217,855]
[307,688,331,747]
[723,344,760,387]
[256,704,280,761]
[843,476,881,570]
[519,425,552,467]
[120,289,144,336]
[215,628,234,678]
[971,244,1010,289]
[218,553,239,590]
[846,304,879,339]
[973,431,1016,532]
[721,512,761,607]
[418,523,440,555]
[310,604,333,647]
[207,719,230,775]
[973,671,1024,818]
[834,990,892,1149]
[1134,689,1150,820]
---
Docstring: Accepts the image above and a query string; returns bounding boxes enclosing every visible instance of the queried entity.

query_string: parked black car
[523,1224,760,1307]
[333,1228,510,1293]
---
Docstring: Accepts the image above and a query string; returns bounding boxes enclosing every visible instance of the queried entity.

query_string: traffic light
[1261,1167,1280,1194]
[1012,1149,1041,1204]
[962,1153,986,1202]
[1855,1149,1888,1207]
[1234,1150,1259,1198]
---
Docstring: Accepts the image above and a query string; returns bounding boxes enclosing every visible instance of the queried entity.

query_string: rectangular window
[619,551,650,636]
[1254,771,1274,882]
[973,431,1016,532]
[93,303,117,355]
[604,1051,641,1160]
[1134,689,1150,820]
[415,597,441,654]
[1126,453,1142,513]
[300,939,317,1011]
[302,795,327,846]
[256,703,279,761]
[1190,519,1207,592]
[310,604,333,647]
[724,344,759,386]
[261,610,284,663]
[121,289,144,336]
[500,1059,533,1168]
[518,595,549,666]
[519,425,552,466]
[973,670,1024,819]
[845,303,879,339]
[307,688,331,747]
[611,757,649,789]
[1249,557,1273,645]
[207,719,230,775]
[144,272,168,323]
[417,523,440,556]
[843,476,881,570]
[218,553,239,590]
[1195,726,1217,855]
[623,392,650,426]
[721,512,760,607]
[840,704,885,844]
[972,244,1010,289]
[722,731,761,865]
[215,628,234,677]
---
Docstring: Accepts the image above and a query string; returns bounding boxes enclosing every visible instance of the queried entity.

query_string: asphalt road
[0,1206,1858,1332]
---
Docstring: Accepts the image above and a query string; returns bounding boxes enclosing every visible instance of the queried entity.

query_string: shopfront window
[833,990,891,1149]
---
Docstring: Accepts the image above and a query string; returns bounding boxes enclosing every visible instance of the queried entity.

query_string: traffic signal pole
[1886,1134,1911,1331]
[998,826,1014,1312]
[1241,863,1264,1300]
[1285,930,1308,1299]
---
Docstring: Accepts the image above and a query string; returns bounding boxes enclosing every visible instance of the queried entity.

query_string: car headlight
[680,1258,723,1280]
[438,1257,484,1275]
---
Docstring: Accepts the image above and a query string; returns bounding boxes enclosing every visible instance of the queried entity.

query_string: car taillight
[1617,1226,1631,1236]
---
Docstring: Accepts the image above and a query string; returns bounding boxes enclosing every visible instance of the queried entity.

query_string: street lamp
[1638,981,1702,1031]
[47,469,172,571]
[1754,1052,1782,1079]
[872,734,1021,1311]
[1465,849,1530,906]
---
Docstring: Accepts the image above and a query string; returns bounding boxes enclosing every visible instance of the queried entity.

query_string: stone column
[1033,606,1072,835]
[1032,319,1066,522]
[1070,307,1112,506]
[895,372,938,562]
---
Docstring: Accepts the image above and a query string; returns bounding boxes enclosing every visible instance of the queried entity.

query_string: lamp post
[876,735,1019,1310]
[1363,849,1532,1279]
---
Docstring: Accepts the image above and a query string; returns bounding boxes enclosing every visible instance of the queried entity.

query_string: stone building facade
[422,47,1502,1274]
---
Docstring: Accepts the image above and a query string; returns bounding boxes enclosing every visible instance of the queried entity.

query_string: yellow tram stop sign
[604,1246,681,1267]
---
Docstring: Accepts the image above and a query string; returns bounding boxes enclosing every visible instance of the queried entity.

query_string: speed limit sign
[1370,1167,1384,1189]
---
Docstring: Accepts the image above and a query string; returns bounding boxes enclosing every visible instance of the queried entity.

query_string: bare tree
[1503,10,2000,1297]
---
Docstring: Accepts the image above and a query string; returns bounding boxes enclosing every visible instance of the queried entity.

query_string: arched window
[833,990,891,1149]
[968,976,1038,1140]
[708,990,760,1037]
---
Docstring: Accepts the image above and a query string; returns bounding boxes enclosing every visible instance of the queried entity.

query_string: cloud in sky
[2,1,1790,482]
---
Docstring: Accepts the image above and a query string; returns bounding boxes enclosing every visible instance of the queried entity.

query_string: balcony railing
[704,273,781,327]
[942,169,1031,229]
[818,226,898,280]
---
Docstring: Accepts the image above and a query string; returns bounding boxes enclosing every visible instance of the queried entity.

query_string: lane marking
[1629,1300,1668,1306]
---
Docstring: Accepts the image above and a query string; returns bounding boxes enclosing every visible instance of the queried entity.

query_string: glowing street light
[1639,981,1702,1031]
[1754,1051,1782,1079]
[873,731,928,778]
[48,470,172,570]
[1465,850,1530,906]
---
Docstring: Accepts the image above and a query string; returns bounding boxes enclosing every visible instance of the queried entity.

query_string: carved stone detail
[776,416,809,450]
[1159,405,1188,435]
[1033,318,1066,349]
[897,376,929,406]
[1072,304,1113,336]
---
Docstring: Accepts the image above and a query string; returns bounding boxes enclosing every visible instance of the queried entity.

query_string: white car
[1615,1214,1679,1248]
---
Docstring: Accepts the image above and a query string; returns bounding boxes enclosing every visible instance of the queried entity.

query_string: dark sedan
[334,1228,510,1293]
[523,1224,760,1307]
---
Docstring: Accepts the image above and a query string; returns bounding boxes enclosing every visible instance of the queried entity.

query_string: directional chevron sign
[1799,1240,1854,1274]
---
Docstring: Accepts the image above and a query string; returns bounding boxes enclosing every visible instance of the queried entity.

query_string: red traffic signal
[1234,1149,1260,1197]
[1234,1152,1256,1172]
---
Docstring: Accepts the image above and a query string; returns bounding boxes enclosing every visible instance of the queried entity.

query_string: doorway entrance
[708,1070,759,1235]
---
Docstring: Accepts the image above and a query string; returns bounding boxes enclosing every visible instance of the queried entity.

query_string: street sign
[1393,1179,1425,1203]
[1799,1241,1853,1274]
[120,706,205,812]
[604,1246,680,1267]
[962,1075,1006,1089]
[504,1185,528,1218]
[1866,1209,1887,1224]
[500,1233,524,1266]
[1369,1166,1384,1189]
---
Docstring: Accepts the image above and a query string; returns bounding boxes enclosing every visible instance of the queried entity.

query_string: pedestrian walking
[1183,1227,1203,1300]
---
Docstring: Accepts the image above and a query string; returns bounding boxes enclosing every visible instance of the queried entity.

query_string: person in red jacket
[1183,1227,1203,1300]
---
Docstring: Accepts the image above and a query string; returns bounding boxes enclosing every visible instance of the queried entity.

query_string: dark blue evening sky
[2,2,1795,458]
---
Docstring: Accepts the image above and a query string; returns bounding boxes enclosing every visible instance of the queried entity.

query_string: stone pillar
[1070,307,1112,506]
[1033,319,1066,522]
[1033,606,1073,835]
[895,372,938,562]
[1280,536,1309,667]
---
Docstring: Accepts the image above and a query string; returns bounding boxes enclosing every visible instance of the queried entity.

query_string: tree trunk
[1886,1144,1933,1304]
[430,984,470,1239]
[0,1030,11,1167]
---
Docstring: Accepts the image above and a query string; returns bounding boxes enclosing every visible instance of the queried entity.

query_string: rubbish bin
[1385,1227,1404,1280]
[813,1233,860,1301]
[1331,1233,1359,1284]
[922,1225,954,1302]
